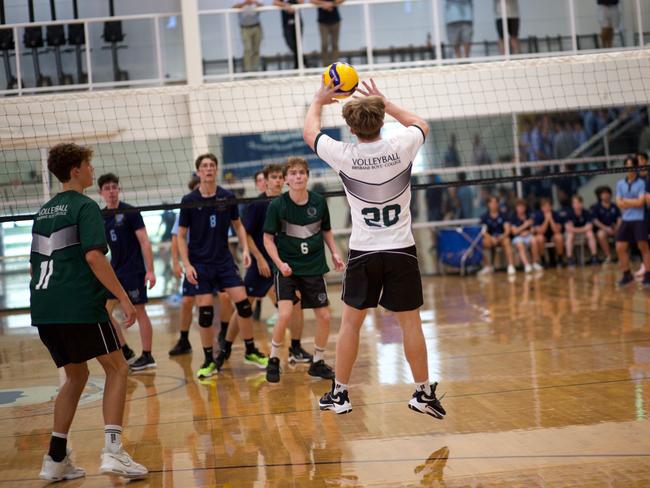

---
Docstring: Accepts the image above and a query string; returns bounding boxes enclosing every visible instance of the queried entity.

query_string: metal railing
[0,0,646,95]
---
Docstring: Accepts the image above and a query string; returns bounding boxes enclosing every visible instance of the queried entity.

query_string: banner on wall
[222,128,341,178]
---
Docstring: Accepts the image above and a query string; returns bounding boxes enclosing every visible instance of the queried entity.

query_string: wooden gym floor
[1,266,650,486]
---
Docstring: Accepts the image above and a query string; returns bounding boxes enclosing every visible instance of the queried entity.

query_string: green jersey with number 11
[30,190,109,325]
[263,191,331,276]
[313,125,425,251]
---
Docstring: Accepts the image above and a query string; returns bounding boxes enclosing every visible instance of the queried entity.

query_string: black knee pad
[235,299,253,318]
[198,306,214,328]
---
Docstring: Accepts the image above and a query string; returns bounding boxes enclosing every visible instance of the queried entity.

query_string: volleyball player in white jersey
[303,79,446,418]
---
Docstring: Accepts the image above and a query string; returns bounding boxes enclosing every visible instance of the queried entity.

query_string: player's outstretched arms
[304,81,341,150]
[85,249,136,327]
[356,78,429,138]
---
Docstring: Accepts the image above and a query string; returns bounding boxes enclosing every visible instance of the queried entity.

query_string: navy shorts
[244,263,274,298]
[616,220,648,243]
[182,259,244,297]
[107,272,148,305]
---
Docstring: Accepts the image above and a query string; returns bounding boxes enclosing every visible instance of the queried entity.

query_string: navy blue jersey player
[177,153,268,378]
[99,173,157,371]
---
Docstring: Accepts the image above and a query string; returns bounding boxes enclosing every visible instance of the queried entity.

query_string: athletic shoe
[39,449,85,482]
[618,273,634,286]
[197,360,217,379]
[566,257,576,267]
[100,447,148,479]
[168,337,191,356]
[244,348,269,369]
[408,382,446,420]
[477,266,493,276]
[122,345,136,365]
[588,256,600,266]
[643,273,650,286]
[214,349,231,371]
[266,312,278,327]
[532,263,544,272]
[524,264,532,273]
[319,381,352,414]
[635,264,646,278]
[603,256,612,264]
[507,265,516,275]
[130,354,156,372]
[266,357,281,383]
[288,345,313,364]
[308,359,335,380]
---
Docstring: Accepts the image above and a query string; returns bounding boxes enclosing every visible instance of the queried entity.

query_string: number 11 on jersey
[35,260,54,290]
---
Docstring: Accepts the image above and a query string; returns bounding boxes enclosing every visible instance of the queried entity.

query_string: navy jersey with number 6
[103,201,146,277]
[178,187,239,264]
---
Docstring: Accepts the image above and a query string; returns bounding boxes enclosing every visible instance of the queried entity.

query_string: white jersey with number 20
[314,125,425,251]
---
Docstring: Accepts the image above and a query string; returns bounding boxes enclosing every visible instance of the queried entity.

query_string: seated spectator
[565,195,599,266]
[445,0,473,58]
[494,0,520,55]
[591,186,621,263]
[533,197,565,267]
[478,196,515,276]
[615,156,650,286]
[597,0,620,49]
[509,199,543,273]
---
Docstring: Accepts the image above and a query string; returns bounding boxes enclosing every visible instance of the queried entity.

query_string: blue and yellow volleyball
[323,62,359,99]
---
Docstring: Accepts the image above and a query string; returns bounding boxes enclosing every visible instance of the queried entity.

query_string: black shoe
[168,338,192,356]
[122,345,136,365]
[266,357,281,383]
[408,382,446,419]
[618,273,634,286]
[214,349,231,371]
[643,272,650,286]
[308,359,335,380]
[130,354,156,371]
[288,346,313,364]
[566,256,576,267]
[319,381,352,414]
[588,256,600,266]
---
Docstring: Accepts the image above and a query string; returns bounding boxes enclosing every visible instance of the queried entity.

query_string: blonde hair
[342,96,385,140]
[284,157,309,176]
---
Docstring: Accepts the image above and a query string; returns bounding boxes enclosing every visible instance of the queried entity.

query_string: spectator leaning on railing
[312,0,344,66]
[234,0,263,72]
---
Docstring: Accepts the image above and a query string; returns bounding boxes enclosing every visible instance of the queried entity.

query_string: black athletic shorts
[343,246,423,312]
[106,272,148,305]
[496,18,520,39]
[275,273,329,309]
[36,321,121,368]
[616,220,647,243]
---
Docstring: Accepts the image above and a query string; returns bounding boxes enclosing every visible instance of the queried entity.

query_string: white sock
[313,346,325,363]
[415,381,429,393]
[104,425,122,453]
[52,431,67,439]
[333,380,348,394]
[270,341,282,359]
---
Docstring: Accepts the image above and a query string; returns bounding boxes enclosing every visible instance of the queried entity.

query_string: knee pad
[235,299,253,318]
[198,306,214,328]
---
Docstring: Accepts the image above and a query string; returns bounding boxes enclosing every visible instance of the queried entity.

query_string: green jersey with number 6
[312,125,425,251]
[30,190,109,325]
[264,191,331,276]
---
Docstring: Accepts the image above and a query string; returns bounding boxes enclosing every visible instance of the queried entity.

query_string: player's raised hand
[119,298,137,328]
[242,249,252,269]
[185,264,198,285]
[258,258,272,278]
[145,271,156,289]
[279,262,292,277]
[356,78,385,100]
[314,80,342,106]
[331,252,345,272]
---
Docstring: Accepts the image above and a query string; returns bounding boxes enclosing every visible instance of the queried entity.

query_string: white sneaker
[39,449,86,482]
[100,446,148,479]
[532,263,544,272]
[478,266,493,276]
[635,265,646,278]
[507,265,516,275]
[524,264,532,273]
